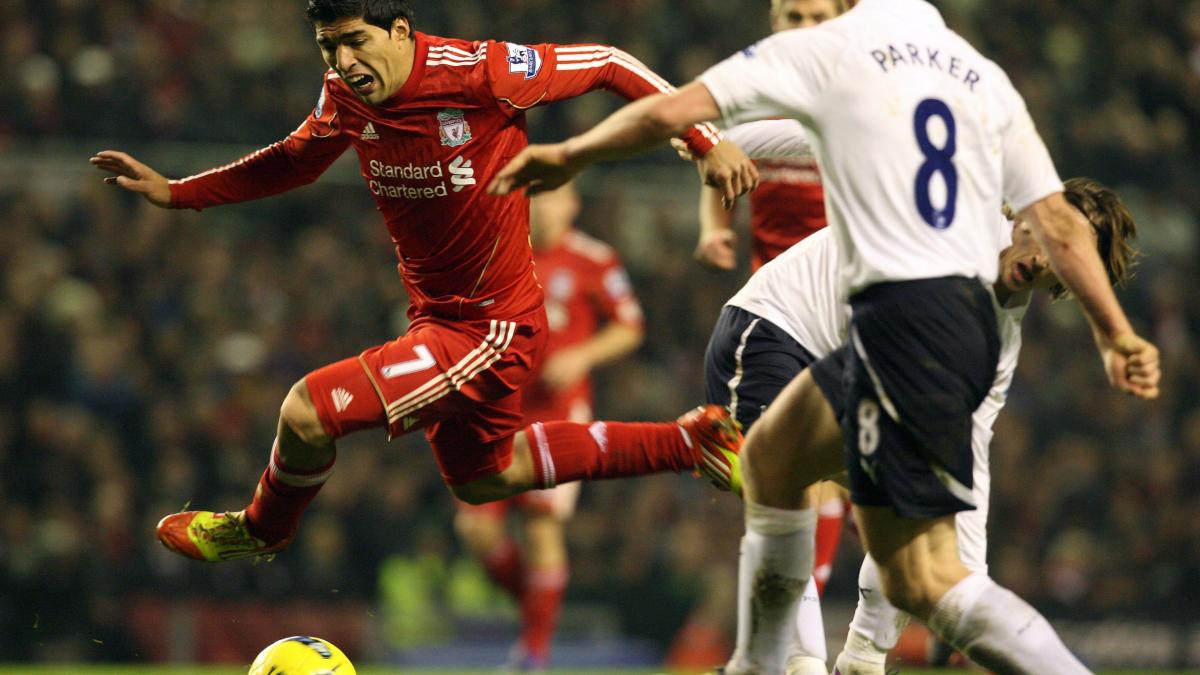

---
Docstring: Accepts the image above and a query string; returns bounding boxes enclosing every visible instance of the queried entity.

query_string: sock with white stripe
[813,497,846,594]
[244,439,335,545]
[524,420,696,488]
[928,573,1091,675]
[725,502,817,675]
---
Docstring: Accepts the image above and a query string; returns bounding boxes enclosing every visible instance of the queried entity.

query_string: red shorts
[306,311,547,485]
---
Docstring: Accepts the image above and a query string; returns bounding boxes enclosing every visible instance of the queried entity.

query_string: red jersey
[169,33,721,321]
[522,231,643,423]
[748,156,827,271]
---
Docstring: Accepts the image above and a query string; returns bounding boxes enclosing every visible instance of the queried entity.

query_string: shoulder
[425,34,489,68]
[757,228,838,276]
[481,38,556,102]
[564,231,618,266]
[311,70,359,131]
[786,227,837,260]
[420,35,490,86]
[320,69,346,97]
[320,69,359,109]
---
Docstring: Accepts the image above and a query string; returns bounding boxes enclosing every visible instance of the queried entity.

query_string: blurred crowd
[2,0,1199,665]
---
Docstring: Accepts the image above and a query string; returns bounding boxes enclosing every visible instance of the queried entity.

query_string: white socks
[846,554,909,653]
[832,556,907,675]
[833,631,888,675]
[726,502,818,675]
[792,576,826,662]
[929,573,1091,675]
[830,555,901,674]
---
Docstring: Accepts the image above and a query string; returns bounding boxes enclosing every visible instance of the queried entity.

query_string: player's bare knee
[280,379,329,445]
[454,510,501,552]
[453,510,480,540]
[525,512,564,539]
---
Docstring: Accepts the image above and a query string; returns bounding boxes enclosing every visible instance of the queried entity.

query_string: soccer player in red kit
[91,0,752,563]
[456,183,645,670]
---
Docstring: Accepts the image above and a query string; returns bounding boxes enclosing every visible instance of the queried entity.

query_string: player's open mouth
[1014,261,1034,285]
[347,73,375,93]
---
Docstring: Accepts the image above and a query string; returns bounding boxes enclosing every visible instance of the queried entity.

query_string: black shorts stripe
[704,306,817,431]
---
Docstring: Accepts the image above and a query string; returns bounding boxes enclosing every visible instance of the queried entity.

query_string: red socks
[521,567,568,662]
[243,441,334,545]
[481,539,567,664]
[525,420,696,488]
[812,497,846,595]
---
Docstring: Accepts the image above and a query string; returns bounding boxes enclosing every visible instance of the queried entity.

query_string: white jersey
[699,0,1062,296]
[728,231,849,358]
[728,224,1026,569]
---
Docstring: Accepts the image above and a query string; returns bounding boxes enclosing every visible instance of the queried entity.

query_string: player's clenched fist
[697,139,758,210]
[90,150,172,208]
[1102,332,1161,400]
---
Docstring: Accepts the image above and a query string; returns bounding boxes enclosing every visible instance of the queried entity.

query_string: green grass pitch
[2,662,1200,667]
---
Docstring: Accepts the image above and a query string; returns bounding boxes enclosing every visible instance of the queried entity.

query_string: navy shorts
[839,277,1000,520]
[809,344,851,421]
[704,306,818,430]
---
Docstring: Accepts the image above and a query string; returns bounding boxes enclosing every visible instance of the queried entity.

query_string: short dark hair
[1050,177,1140,299]
[305,0,414,30]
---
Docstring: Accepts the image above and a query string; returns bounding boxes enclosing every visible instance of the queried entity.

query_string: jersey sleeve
[724,119,813,160]
[997,85,1063,213]
[485,40,722,156]
[591,256,644,328]
[169,74,352,210]
[698,28,846,128]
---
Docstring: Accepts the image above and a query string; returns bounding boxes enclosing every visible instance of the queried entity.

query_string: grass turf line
[2,662,1200,667]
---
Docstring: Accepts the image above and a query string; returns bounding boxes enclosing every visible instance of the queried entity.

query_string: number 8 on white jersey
[698,0,1063,298]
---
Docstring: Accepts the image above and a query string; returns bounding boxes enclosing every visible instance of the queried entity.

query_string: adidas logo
[360,122,380,140]
[587,421,608,454]
[332,387,354,413]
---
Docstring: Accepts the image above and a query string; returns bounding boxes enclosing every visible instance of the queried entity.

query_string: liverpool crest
[438,108,472,147]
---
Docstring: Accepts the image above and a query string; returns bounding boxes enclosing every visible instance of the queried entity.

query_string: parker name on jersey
[698,0,1063,296]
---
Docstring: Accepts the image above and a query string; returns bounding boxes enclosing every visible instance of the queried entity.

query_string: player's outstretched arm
[90,151,172,208]
[490,83,757,202]
[1020,193,1160,400]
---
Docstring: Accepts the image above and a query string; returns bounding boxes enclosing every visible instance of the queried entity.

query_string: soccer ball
[248,636,356,675]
